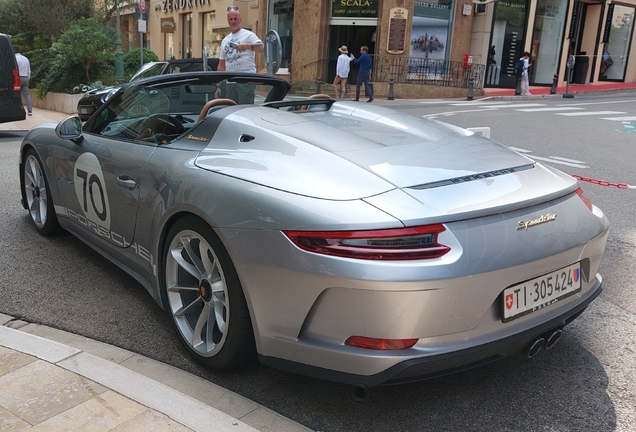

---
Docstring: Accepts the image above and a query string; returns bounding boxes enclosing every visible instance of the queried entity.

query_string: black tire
[22,149,61,236]
[162,216,256,370]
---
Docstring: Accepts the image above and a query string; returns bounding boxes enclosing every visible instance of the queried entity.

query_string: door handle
[115,176,137,189]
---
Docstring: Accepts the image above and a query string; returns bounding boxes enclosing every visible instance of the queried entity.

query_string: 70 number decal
[73,153,111,230]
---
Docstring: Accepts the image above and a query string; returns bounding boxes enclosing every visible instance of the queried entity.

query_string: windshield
[130,62,168,82]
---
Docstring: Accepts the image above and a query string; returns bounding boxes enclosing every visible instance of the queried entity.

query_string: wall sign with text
[387,7,408,54]
[332,0,378,18]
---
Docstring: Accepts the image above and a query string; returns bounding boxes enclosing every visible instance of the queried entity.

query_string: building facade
[139,0,635,97]
[472,0,636,89]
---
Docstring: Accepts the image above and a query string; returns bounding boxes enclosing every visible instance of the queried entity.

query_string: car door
[54,86,169,248]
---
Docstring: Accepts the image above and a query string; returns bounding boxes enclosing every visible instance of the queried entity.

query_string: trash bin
[572,56,589,84]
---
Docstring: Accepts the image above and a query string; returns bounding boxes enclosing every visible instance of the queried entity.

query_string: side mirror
[55,116,83,142]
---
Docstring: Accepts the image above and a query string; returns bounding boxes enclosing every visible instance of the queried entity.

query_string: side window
[86,86,172,143]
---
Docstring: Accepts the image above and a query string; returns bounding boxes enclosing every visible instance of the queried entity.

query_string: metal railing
[372,56,485,89]
[296,56,485,89]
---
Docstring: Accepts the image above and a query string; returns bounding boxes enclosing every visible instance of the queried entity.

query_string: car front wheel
[162,216,255,369]
[22,149,61,236]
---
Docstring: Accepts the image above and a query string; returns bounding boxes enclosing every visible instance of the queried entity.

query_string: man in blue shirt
[350,46,374,102]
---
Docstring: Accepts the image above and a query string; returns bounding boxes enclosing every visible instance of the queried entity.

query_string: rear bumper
[0,97,26,123]
[259,279,602,387]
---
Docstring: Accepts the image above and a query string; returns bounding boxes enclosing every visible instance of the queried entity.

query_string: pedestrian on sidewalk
[217,6,263,104]
[520,51,531,96]
[13,45,32,115]
[333,45,351,99]
[350,46,374,102]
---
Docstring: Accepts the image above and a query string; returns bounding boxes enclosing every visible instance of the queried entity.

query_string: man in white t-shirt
[218,7,263,103]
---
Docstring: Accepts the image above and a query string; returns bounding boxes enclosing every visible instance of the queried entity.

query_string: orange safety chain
[571,174,633,189]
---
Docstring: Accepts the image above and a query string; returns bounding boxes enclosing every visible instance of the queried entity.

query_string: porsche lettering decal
[57,205,157,276]
[187,134,209,142]
[517,213,557,231]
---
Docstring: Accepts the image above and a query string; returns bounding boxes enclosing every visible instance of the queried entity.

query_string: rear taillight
[12,69,21,92]
[283,224,450,260]
[575,188,593,211]
[345,336,419,350]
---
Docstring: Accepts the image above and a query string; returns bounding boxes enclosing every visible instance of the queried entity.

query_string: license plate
[80,108,88,114]
[502,262,581,322]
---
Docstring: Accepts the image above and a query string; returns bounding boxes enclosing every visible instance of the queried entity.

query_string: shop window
[411,1,453,62]
[488,0,529,87]
[268,0,294,72]
[182,13,192,58]
[601,4,635,81]
[530,0,568,85]
[165,32,174,60]
[203,12,226,58]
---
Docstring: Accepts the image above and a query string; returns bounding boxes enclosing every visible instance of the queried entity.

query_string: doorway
[328,25,376,84]
[568,0,604,84]
[599,4,635,81]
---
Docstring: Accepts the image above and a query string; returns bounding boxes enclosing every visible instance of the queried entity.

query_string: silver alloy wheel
[165,229,229,357]
[23,153,49,229]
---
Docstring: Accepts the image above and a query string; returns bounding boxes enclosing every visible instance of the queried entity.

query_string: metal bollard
[388,78,395,100]
[316,79,321,94]
[515,77,522,95]
[466,77,474,100]
[550,74,558,94]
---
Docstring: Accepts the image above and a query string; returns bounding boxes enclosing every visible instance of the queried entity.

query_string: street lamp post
[115,0,125,83]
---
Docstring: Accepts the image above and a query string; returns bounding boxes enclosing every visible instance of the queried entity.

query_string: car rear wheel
[162,216,255,369]
[22,149,61,236]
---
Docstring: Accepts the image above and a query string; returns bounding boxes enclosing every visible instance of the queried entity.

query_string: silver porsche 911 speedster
[19,72,608,387]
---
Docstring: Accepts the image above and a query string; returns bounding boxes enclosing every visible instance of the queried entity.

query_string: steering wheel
[138,114,186,143]
[197,99,237,122]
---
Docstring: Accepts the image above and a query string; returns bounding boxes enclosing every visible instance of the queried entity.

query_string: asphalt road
[1,95,635,431]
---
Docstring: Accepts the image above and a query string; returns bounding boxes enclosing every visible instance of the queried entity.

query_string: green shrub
[123,48,159,77]
[29,16,118,95]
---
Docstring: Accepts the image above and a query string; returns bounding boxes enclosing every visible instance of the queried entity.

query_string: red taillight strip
[12,69,21,92]
[283,224,450,260]
[345,336,419,350]
[575,187,593,211]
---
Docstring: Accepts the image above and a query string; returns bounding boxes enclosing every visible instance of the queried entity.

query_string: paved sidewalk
[0,107,69,132]
[0,314,311,432]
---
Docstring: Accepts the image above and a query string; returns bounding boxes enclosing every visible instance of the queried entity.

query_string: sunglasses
[227,6,239,11]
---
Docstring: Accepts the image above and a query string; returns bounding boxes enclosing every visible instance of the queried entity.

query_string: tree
[98,0,138,22]
[0,0,94,50]
[57,17,116,82]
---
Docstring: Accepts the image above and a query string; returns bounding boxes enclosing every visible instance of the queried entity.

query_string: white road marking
[548,156,587,163]
[600,117,636,121]
[424,109,498,117]
[507,148,588,168]
[557,99,636,107]
[448,101,508,106]
[515,107,584,112]
[529,155,589,168]
[476,103,546,109]
[556,111,626,116]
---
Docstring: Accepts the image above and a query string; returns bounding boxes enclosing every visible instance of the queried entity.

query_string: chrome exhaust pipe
[527,337,545,358]
[545,329,563,349]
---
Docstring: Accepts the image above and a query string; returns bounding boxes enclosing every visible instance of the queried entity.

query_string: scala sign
[331,0,378,18]
[139,0,146,13]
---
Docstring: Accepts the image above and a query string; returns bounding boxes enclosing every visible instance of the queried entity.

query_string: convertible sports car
[19,71,609,388]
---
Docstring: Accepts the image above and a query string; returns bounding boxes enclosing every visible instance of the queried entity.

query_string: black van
[0,34,26,123]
